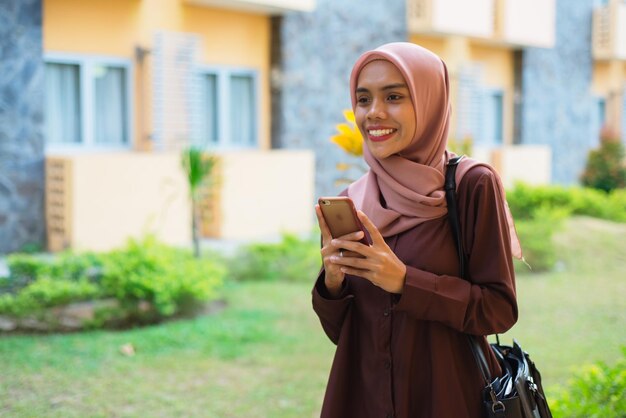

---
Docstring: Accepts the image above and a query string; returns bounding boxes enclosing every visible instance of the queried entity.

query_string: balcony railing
[408,0,555,48]
[408,0,496,38]
[185,0,315,14]
[593,1,626,60]
[496,0,555,48]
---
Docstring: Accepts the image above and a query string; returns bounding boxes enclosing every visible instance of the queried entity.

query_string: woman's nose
[367,98,386,119]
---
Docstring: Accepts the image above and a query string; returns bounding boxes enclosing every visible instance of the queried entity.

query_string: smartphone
[318,196,370,245]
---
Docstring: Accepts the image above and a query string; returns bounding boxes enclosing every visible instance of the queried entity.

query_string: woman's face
[354,60,416,160]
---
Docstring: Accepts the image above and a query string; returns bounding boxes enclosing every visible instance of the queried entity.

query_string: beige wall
[492,145,552,188]
[44,0,142,57]
[217,150,315,240]
[410,35,446,56]
[45,150,315,251]
[46,152,192,252]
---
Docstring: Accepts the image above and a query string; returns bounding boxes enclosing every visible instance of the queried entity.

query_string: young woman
[313,42,520,418]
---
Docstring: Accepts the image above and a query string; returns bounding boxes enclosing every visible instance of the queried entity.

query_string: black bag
[445,156,553,418]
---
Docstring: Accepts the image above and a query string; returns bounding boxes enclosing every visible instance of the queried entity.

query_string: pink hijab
[347,42,522,258]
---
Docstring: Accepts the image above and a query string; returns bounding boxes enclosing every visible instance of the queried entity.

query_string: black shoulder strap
[445,156,468,280]
[447,156,500,391]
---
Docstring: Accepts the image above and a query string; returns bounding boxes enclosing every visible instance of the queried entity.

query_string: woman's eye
[357,96,371,104]
[387,94,402,101]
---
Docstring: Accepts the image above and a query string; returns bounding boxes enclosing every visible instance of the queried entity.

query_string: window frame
[195,65,259,150]
[592,96,607,148]
[44,52,133,152]
[479,87,505,146]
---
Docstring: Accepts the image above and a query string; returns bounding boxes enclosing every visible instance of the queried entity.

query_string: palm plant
[181,147,218,258]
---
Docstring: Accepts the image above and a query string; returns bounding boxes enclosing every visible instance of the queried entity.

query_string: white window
[195,67,258,149]
[591,97,606,148]
[479,89,504,146]
[45,54,132,149]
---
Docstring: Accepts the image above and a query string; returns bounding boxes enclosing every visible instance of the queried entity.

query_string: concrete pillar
[0,0,46,253]
[279,0,407,198]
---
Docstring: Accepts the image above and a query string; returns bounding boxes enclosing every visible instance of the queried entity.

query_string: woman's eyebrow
[356,83,408,93]
[382,83,408,91]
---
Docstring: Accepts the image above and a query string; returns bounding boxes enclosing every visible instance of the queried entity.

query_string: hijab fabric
[346,42,522,258]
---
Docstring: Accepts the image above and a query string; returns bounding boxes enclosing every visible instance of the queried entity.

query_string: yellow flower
[331,110,363,156]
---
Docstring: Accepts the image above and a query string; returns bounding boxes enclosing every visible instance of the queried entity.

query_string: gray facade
[520,0,595,184]
[0,0,45,253]
[278,0,407,198]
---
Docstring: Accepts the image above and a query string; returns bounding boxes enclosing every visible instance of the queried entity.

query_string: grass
[0,282,332,418]
[0,216,624,417]
[502,216,626,395]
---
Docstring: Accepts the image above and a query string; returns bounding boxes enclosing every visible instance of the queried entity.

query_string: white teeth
[368,129,395,137]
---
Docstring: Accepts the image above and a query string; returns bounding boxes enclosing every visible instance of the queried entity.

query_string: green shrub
[47,251,105,283]
[581,134,626,193]
[0,278,100,317]
[228,233,320,282]
[448,136,473,157]
[100,236,225,317]
[514,206,568,273]
[607,189,626,222]
[507,183,626,223]
[550,347,626,417]
[3,254,50,293]
[0,236,225,328]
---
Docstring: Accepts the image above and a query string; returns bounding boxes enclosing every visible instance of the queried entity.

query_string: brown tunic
[312,166,518,418]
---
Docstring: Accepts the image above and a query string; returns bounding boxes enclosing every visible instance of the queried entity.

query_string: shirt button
[383,309,390,316]
[384,360,391,370]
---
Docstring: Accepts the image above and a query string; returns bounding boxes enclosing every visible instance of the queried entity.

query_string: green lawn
[0,216,624,417]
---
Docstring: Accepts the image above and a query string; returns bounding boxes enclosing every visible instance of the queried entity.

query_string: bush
[507,183,626,223]
[580,131,626,192]
[47,251,105,283]
[514,206,568,273]
[101,236,225,318]
[0,278,101,317]
[3,254,50,293]
[228,233,320,282]
[0,236,225,329]
[549,347,626,417]
[507,183,626,273]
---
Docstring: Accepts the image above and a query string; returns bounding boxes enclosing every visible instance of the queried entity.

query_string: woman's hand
[329,210,407,294]
[315,204,365,298]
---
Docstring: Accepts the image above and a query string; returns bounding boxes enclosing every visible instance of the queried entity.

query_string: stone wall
[278,0,407,198]
[520,0,594,184]
[0,0,45,253]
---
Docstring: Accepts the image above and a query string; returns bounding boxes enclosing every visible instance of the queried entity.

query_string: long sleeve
[393,166,518,335]
[311,270,354,344]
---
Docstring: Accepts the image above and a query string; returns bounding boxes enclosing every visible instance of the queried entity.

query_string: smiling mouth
[367,128,397,142]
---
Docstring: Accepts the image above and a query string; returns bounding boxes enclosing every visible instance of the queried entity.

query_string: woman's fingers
[337,229,365,242]
[315,205,334,245]
[331,213,406,293]
[331,238,371,258]
[356,210,385,246]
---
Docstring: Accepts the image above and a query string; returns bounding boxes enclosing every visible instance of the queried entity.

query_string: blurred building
[0,0,624,253]
[0,0,316,253]
[279,0,622,197]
